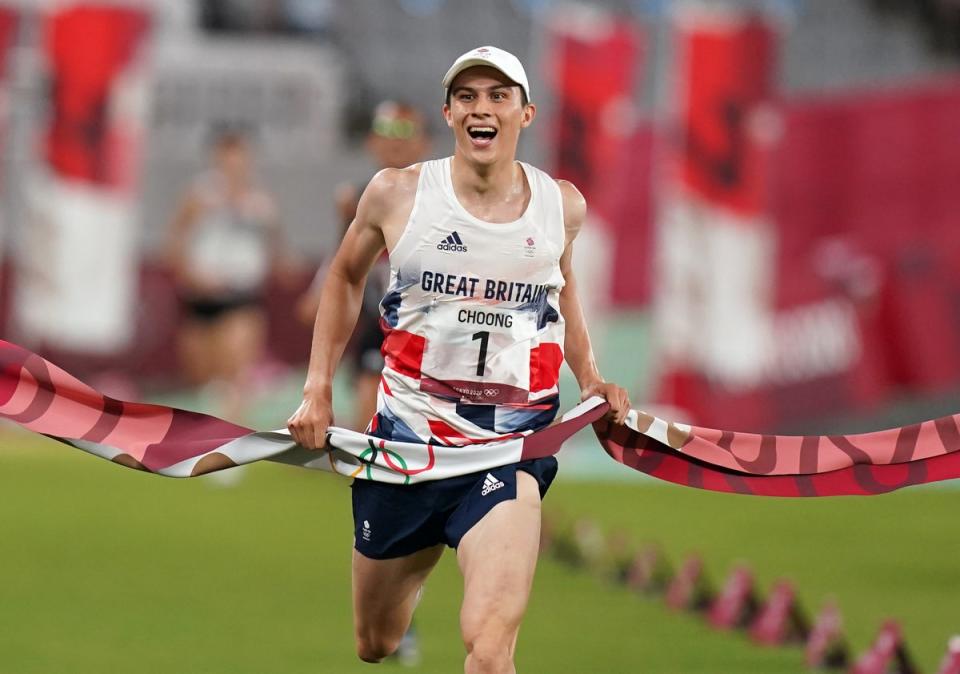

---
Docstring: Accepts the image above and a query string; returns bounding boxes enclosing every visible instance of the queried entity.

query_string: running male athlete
[287,46,630,674]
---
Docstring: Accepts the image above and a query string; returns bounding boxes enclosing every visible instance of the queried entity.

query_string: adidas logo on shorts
[437,231,467,252]
[481,472,505,496]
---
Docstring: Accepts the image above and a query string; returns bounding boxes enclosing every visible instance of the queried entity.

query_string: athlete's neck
[450,153,523,202]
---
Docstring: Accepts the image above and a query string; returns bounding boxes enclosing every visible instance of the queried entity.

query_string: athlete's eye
[491,92,506,101]
[457,93,474,102]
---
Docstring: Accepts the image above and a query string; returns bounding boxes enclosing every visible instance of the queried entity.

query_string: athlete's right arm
[286,170,396,449]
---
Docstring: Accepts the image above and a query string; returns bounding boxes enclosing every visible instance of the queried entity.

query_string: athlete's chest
[409,220,558,290]
[454,189,530,224]
[387,162,565,291]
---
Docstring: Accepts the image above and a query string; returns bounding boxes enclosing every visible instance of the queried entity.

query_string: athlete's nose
[472,94,494,116]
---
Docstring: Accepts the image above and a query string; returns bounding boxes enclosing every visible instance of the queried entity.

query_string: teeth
[469,126,496,132]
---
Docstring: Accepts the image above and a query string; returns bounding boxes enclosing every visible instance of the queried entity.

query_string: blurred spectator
[298,101,430,433]
[165,125,290,424]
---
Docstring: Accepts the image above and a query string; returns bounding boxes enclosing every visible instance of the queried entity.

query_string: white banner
[15,175,136,352]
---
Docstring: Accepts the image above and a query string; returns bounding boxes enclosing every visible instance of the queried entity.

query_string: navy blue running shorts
[351,456,558,560]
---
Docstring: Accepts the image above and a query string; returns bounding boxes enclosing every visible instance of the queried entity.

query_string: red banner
[0,6,18,194]
[655,7,960,430]
[547,9,653,305]
[774,83,960,396]
[654,10,781,429]
[548,13,640,209]
[44,5,149,187]
[673,14,776,216]
[13,5,152,356]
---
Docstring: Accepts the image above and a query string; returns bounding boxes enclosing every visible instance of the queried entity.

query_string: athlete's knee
[355,632,401,663]
[464,632,514,674]
[463,617,517,674]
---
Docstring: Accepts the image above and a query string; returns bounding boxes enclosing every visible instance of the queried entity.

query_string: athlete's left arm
[556,180,631,424]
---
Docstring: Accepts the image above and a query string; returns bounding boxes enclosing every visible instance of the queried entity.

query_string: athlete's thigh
[456,471,542,640]
[177,319,216,384]
[211,307,265,379]
[353,544,444,638]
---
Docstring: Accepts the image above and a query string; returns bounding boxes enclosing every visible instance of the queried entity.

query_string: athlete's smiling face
[443,66,535,166]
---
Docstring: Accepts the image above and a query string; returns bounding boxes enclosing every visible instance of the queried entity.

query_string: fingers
[601,384,631,425]
[580,382,631,424]
[614,387,631,425]
[286,401,331,450]
[286,402,306,447]
[314,423,328,449]
[285,414,301,447]
[287,417,329,450]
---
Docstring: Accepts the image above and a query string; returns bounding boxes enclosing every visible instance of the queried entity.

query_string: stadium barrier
[540,511,960,672]
[708,565,760,630]
[625,544,672,595]
[749,580,810,646]
[936,637,960,674]
[805,602,849,669]
[665,554,714,613]
[850,620,918,674]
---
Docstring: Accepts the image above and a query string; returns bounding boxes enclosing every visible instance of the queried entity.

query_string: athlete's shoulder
[364,163,423,201]
[554,179,586,238]
[554,179,585,206]
[518,162,583,205]
[359,163,424,221]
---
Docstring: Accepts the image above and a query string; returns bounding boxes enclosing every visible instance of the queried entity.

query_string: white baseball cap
[442,45,531,102]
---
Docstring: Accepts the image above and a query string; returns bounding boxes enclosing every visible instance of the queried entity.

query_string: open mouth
[467,126,498,146]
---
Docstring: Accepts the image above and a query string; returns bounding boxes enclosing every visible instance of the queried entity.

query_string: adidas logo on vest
[481,472,505,496]
[437,231,467,252]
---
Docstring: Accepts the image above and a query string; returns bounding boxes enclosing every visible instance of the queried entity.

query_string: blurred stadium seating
[0,0,956,435]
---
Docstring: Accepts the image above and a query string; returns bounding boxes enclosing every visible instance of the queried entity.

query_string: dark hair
[207,121,255,149]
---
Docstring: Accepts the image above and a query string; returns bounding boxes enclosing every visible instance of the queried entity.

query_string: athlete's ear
[442,103,453,128]
[520,103,537,129]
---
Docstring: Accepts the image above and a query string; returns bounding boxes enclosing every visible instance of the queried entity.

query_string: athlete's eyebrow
[451,84,517,95]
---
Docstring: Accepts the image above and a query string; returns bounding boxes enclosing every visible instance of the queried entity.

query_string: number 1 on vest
[472,331,490,377]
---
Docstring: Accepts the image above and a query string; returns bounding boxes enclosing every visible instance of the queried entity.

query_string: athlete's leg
[352,544,444,663]
[177,319,216,386]
[457,471,542,674]
[212,306,266,422]
[213,306,266,382]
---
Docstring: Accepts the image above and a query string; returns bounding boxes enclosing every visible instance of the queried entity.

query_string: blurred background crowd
[0,0,959,443]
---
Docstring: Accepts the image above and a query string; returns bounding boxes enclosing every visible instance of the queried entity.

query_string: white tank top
[185,172,276,295]
[371,157,567,445]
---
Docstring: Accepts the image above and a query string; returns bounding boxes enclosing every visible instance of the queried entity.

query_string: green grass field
[2,431,958,673]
